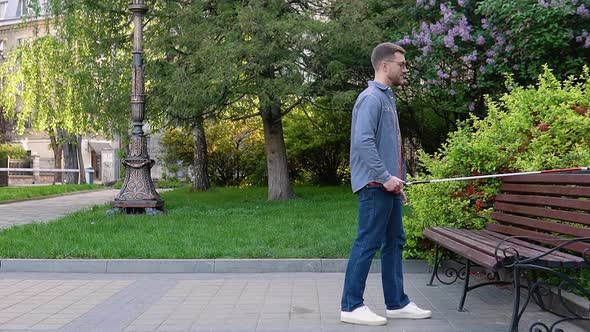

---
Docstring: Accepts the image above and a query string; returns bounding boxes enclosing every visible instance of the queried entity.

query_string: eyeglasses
[383,61,407,69]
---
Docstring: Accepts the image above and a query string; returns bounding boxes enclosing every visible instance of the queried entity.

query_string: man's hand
[383,176,404,193]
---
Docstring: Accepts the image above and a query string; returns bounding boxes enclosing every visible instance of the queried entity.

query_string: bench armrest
[494,235,590,267]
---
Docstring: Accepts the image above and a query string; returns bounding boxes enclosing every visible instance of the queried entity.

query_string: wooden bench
[423,172,590,332]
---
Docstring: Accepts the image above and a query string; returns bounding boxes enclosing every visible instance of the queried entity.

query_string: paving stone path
[0,190,118,229]
[0,272,585,332]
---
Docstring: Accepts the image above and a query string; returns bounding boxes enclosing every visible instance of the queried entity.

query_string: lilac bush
[395,0,590,128]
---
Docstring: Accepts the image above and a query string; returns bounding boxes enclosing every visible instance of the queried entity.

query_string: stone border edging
[0,258,430,274]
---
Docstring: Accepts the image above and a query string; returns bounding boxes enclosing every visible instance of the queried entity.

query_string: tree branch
[229,112,262,121]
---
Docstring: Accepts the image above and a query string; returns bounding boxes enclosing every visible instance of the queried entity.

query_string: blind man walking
[340,42,432,326]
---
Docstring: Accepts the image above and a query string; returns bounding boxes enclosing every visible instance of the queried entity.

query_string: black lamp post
[111,0,164,214]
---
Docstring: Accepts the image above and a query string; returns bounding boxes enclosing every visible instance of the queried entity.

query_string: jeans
[341,186,410,311]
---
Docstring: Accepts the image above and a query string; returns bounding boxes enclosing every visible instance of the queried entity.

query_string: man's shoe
[386,302,432,319]
[341,306,387,326]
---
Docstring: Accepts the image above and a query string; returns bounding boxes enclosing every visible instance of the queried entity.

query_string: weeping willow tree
[0,0,130,183]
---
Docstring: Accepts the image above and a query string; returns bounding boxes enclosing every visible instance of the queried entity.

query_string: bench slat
[494,202,590,226]
[446,228,572,263]
[499,184,590,197]
[492,212,590,237]
[485,223,590,254]
[502,174,590,185]
[495,194,590,212]
[436,227,569,266]
[480,230,584,262]
[423,228,500,269]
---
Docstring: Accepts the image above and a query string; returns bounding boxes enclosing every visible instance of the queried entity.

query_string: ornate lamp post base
[109,0,164,215]
[110,157,164,215]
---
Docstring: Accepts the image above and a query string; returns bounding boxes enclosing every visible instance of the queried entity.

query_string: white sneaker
[386,302,432,319]
[341,306,387,326]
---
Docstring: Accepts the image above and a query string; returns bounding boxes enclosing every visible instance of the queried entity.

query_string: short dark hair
[371,42,406,70]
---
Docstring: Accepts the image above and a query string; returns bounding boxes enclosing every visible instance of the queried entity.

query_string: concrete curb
[0,258,431,274]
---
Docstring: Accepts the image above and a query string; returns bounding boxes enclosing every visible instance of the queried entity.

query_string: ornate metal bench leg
[528,270,547,311]
[458,260,471,312]
[510,266,522,332]
[427,244,441,286]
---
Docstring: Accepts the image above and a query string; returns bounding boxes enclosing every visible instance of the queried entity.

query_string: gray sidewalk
[0,189,118,229]
[0,272,584,332]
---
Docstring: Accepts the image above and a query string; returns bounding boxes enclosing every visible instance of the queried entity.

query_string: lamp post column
[111,0,164,214]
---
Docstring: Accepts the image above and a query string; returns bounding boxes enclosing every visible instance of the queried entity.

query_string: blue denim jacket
[350,81,404,193]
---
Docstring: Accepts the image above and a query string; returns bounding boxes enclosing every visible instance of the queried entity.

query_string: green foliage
[0,144,27,160]
[159,127,194,169]
[155,177,187,189]
[284,103,351,185]
[158,118,266,187]
[404,66,590,259]
[476,0,590,84]
[206,117,266,186]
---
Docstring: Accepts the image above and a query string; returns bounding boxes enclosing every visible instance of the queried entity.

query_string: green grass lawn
[0,186,408,259]
[0,184,104,202]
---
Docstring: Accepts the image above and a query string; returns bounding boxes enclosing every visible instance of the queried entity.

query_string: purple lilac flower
[462,50,477,63]
[449,89,456,95]
[457,0,466,7]
[416,0,424,6]
[576,35,584,43]
[444,34,457,51]
[421,45,434,56]
[538,0,549,8]
[430,22,446,35]
[486,58,496,64]
[585,36,590,48]
[479,66,486,74]
[505,44,514,52]
[512,64,520,70]
[481,18,488,29]
[476,35,486,45]
[495,36,506,45]
[429,0,435,6]
[397,35,412,45]
[577,5,590,18]
[469,102,476,111]
[437,70,450,79]
[440,3,453,23]
[456,16,472,41]
[486,49,496,57]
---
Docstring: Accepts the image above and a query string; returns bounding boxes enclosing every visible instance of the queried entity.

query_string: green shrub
[404,65,590,260]
[155,177,187,189]
[0,143,27,160]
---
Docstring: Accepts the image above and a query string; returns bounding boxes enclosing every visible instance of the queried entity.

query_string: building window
[0,1,7,19]
[16,0,30,17]
[0,39,5,60]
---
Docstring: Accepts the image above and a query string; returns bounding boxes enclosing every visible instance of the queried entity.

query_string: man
[340,42,432,326]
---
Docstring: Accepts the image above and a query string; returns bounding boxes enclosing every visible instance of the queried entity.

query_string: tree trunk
[191,115,210,191]
[49,131,63,184]
[261,105,294,201]
[77,135,86,184]
[0,108,13,143]
[60,130,79,184]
